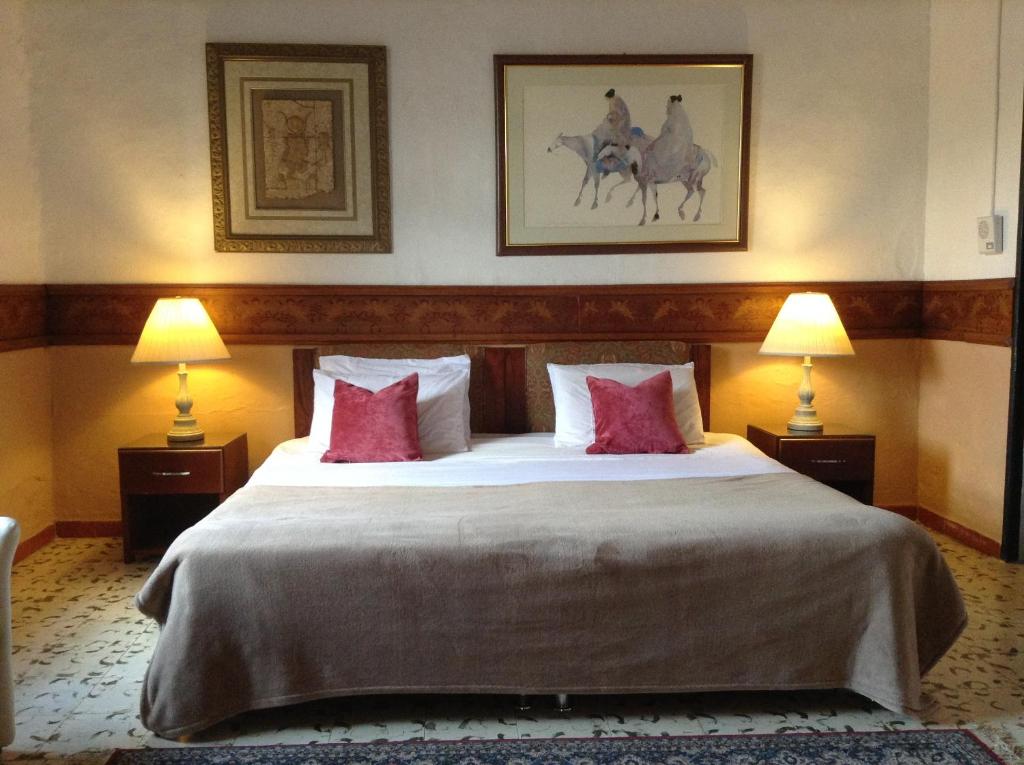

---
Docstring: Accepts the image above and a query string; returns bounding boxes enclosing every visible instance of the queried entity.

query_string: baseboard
[14,524,56,564]
[877,504,918,520]
[55,521,123,537]
[879,503,1001,557]
[916,507,1002,557]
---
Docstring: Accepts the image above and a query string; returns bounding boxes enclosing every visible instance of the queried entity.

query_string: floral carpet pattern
[104,730,1005,765]
[3,532,1022,764]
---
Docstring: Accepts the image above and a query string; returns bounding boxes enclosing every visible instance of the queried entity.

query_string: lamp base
[787,356,825,433]
[787,414,824,433]
[167,415,204,443]
[167,362,204,442]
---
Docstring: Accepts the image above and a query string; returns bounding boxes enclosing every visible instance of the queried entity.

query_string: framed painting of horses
[206,43,392,253]
[495,54,752,256]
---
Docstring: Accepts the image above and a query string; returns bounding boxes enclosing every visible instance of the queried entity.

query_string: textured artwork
[252,92,345,210]
[206,43,391,253]
[496,55,751,256]
[250,93,344,211]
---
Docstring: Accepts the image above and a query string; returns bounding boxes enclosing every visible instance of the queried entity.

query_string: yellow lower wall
[50,345,293,523]
[712,340,921,507]
[917,339,1010,542]
[0,348,55,541]
[50,340,925,523]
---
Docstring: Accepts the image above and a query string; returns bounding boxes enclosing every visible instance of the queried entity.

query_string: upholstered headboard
[293,341,711,438]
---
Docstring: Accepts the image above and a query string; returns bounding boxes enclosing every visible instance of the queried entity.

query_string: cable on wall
[990,0,1003,213]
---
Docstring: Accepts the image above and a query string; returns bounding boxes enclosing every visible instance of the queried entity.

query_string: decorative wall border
[921,278,1014,346]
[0,285,47,353]
[0,279,1012,350]
[46,281,925,345]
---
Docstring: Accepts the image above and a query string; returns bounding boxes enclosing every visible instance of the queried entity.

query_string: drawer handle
[151,470,191,477]
[809,458,847,465]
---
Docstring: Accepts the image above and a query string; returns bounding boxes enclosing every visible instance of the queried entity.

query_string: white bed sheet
[249,432,791,488]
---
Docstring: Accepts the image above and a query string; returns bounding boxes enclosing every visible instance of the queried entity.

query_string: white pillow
[310,366,471,455]
[319,354,470,375]
[317,354,471,447]
[547,362,705,448]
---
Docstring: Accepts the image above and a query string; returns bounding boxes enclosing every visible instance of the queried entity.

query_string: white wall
[0,2,44,282]
[924,0,1022,280]
[13,0,930,285]
[917,0,1021,543]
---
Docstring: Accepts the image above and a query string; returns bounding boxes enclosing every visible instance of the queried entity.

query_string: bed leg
[555,693,572,712]
[516,694,532,711]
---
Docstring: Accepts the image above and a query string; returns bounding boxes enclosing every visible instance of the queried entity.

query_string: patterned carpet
[105,730,1006,764]
[5,533,1023,764]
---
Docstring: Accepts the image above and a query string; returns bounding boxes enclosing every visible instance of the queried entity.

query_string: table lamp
[759,292,854,433]
[131,297,230,442]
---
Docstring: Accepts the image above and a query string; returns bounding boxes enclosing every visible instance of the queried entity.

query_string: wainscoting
[1,279,1014,562]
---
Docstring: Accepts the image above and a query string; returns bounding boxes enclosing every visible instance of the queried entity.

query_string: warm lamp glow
[759,292,853,433]
[131,297,230,364]
[759,292,854,358]
[131,297,230,442]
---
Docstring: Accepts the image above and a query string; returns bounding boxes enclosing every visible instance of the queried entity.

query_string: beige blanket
[136,473,966,737]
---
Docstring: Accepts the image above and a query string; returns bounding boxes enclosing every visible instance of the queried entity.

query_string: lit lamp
[759,292,854,433]
[131,297,230,442]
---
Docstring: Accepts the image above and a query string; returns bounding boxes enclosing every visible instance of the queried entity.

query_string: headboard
[293,341,711,437]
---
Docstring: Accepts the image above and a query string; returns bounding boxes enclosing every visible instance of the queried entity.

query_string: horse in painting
[633,95,716,224]
[547,131,645,210]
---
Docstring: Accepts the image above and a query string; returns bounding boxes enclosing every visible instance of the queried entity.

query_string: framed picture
[206,43,391,253]
[495,54,752,256]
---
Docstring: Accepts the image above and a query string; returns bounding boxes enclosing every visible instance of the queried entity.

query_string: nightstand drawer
[778,438,874,482]
[119,450,223,494]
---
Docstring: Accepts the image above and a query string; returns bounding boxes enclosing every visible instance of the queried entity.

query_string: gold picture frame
[495,54,752,256]
[206,43,392,253]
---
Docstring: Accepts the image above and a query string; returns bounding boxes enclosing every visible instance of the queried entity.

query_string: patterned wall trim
[920,278,1015,346]
[0,280,1011,350]
[44,281,927,345]
[0,285,48,352]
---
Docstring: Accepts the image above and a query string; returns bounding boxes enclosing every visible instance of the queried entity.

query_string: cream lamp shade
[759,292,853,432]
[132,297,230,442]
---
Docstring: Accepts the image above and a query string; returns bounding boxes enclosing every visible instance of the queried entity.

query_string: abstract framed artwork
[206,43,392,253]
[495,54,752,256]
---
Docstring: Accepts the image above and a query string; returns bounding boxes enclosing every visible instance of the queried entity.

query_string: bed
[135,341,966,737]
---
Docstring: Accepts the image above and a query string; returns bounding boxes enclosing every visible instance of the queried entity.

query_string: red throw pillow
[320,373,423,463]
[586,371,691,455]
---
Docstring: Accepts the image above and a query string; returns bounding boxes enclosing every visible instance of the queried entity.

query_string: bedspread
[136,472,965,737]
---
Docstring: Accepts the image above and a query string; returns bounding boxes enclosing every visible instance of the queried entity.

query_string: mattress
[136,433,966,738]
[249,431,793,488]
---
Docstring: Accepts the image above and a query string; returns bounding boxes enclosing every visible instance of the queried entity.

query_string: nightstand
[118,432,248,563]
[746,424,875,504]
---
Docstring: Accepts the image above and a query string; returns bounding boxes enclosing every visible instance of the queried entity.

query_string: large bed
[135,342,966,737]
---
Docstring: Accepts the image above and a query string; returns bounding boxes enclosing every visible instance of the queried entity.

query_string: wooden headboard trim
[293,343,712,438]
[293,348,316,438]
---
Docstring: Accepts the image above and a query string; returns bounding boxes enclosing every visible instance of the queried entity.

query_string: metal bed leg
[555,693,571,712]
[516,694,532,711]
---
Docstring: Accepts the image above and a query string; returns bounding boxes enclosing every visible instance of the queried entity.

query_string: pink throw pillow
[320,373,423,463]
[586,371,691,455]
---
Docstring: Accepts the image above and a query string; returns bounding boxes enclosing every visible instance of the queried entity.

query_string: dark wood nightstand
[746,424,875,504]
[118,432,248,563]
